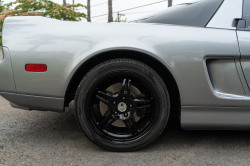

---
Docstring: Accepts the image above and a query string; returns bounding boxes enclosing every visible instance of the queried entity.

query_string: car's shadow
[151,118,250,150]
[41,108,250,153]
[3,104,250,165]
[3,106,250,155]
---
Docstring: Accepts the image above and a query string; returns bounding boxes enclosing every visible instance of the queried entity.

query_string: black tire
[74,59,170,151]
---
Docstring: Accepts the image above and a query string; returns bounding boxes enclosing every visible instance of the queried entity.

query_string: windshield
[136,0,224,27]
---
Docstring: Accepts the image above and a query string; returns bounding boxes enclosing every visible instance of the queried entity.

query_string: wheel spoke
[123,79,131,95]
[99,110,112,126]
[137,105,150,110]
[103,119,116,129]
[97,91,112,98]
[119,79,127,95]
[130,116,137,133]
[93,105,103,119]
[123,121,133,134]
[119,79,132,96]
[96,95,109,105]
[135,94,145,99]
[134,99,150,104]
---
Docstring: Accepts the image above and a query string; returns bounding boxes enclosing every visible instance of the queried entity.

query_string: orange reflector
[26,64,47,72]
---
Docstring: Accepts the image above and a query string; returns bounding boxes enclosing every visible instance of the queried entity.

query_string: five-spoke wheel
[96,78,151,135]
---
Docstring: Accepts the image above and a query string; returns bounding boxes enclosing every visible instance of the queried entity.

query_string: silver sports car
[1,0,249,151]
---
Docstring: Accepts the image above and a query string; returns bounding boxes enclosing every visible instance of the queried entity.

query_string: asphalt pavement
[1,96,250,166]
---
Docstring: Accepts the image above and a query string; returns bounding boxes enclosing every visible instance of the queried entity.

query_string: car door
[237,0,250,89]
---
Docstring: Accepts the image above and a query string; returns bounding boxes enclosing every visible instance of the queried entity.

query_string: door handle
[237,19,246,28]
[233,18,246,28]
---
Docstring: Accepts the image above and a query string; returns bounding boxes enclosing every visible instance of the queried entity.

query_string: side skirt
[181,106,250,130]
[0,92,64,112]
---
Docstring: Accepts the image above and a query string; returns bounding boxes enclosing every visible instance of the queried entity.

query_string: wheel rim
[85,71,160,143]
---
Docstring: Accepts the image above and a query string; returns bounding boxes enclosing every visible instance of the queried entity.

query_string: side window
[243,0,250,29]
[136,0,223,27]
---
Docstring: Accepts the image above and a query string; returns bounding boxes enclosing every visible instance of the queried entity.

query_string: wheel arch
[64,49,181,116]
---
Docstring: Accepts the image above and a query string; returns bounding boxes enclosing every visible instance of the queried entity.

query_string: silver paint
[206,58,245,97]
[2,16,247,107]
[237,31,250,90]
[206,0,243,30]
[0,47,16,93]
[181,106,250,130]
[0,47,3,60]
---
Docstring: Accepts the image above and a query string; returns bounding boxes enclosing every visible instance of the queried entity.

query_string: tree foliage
[0,0,87,31]
[0,0,5,12]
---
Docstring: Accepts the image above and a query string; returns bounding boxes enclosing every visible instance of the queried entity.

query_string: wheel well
[65,50,181,116]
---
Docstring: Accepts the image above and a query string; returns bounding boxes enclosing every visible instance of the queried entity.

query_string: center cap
[118,102,127,112]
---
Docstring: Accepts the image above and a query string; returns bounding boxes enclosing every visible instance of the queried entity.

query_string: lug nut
[124,113,128,117]
[113,101,116,104]
[130,104,132,107]
[123,97,126,100]
[114,111,118,115]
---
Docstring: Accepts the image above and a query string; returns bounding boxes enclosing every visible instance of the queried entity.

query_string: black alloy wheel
[75,59,170,151]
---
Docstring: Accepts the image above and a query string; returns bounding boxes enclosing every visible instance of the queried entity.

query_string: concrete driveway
[0,96,250,166]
